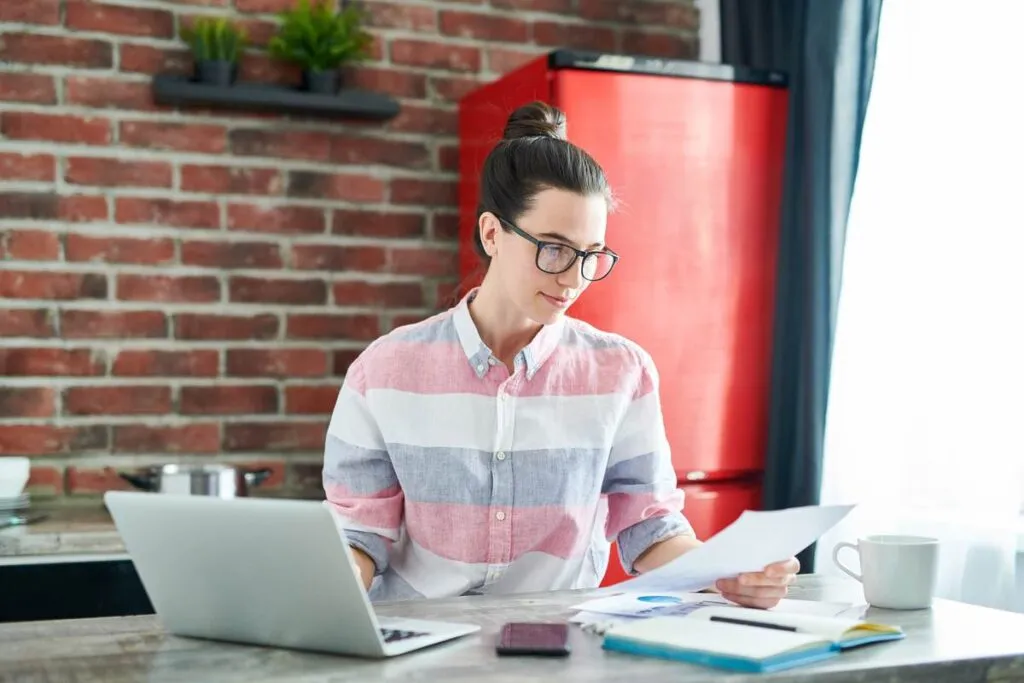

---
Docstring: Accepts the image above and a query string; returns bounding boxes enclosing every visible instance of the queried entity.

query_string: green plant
[269,0,373,73]
[181,17,247,63]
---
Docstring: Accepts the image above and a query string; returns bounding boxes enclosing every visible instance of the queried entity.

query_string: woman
[324,101,797,609]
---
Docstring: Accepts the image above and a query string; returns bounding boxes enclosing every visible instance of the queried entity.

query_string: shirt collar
[452,288,564,380]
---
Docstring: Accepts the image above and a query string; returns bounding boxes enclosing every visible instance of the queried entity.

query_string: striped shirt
[323,289,694,602]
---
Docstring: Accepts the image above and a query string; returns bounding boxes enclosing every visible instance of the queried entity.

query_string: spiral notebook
[601,606,904,673]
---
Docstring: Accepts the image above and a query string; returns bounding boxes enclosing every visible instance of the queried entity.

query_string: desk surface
[1,575,1023,682]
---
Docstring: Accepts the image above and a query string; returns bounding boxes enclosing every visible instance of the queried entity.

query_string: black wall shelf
[152,74,400,120]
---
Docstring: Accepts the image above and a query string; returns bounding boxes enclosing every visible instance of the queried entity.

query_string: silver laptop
[104,491,480,658]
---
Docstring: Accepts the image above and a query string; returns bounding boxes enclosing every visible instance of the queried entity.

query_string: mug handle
[832,542,862,582]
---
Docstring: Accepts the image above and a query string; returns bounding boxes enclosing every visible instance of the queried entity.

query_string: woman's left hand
[714,557,800,609]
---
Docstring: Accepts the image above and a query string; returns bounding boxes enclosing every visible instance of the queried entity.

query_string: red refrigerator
[457,50,789,586]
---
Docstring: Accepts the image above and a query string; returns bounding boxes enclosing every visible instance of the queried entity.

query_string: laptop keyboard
[380,627,428,643]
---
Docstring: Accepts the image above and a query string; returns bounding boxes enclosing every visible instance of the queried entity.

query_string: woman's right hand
[349,546,375,590]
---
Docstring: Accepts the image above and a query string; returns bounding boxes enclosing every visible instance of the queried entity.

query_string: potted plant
[181,17,247,87]
[269,0,374,95]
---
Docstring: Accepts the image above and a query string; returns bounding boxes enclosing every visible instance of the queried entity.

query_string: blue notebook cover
[602,636,839,673]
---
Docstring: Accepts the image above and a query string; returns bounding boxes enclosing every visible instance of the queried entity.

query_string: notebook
[601,606,904,673]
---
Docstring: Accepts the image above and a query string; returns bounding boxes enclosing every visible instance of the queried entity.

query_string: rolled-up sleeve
[323,357,403,576]
[603,350,694,574]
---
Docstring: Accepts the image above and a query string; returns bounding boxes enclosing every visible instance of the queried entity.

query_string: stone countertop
[1,575,1023,682]
[0,504,125,559]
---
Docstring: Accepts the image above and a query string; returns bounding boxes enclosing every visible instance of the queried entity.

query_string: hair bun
[503,101,567,141]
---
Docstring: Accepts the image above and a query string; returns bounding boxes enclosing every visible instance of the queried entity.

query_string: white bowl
[0,457,30,498]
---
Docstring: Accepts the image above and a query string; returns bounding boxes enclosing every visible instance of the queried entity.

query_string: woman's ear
[477,212,501,257]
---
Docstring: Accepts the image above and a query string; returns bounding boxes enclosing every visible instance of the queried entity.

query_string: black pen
[709,615,798,632]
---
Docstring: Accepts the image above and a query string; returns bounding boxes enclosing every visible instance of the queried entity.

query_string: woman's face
[480,188,610,326]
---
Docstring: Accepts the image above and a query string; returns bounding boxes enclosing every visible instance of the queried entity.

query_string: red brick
[227,349,328,378]
[389,246,458,277]
[0,0,60,23]
[61,310,167,339]
[66,234,174,265]
[286,171,386,203]
[0,348,104,376]
[487,47,544,74]
[164,0,228,5]
[64,386,171,415]
[433,212,462,240]
[227,204,325,235]
[0,34,112,68]
[0,154,54,183]
[112,350,219,377]
[235,0,298,12]
[238,53,300,86]
[0,387,56,418]
[332,349,363,375]
[331,209,425,239]
[332,281,424,308]
[119,121,227,154]
[291,245,387,272]
[65,76,156,111]
[364,1,436,30]
[181,240,282,269]
[236,18,278,47]
[26,466,63,496]
[119,44,190,75]
[229,129,331,162]
[180,385,278,415]
[343,67,427,99]
[0,73,56,104]
[386,103,458,135]
[228,277,326,305]
[66,1,174,37]
[181,166,283,196]
[440,11,527,41]
[621,31,698,59]
[491,0,572,11]
[223,421,326,452]
[0,271,106,300]
[66,467,132,495]
[0,425,107,455]
[391,313,431,329]
[59,195,109,223]
[1,229,60,260]
[1,112,111,145]
[116,275,221,303]
[114,423,221,453]
[0,309,55,338]
[286,314,380,341]
[579,0,699,29]
[391,178,458,207]
[115,198,219,229]
[435,280,461,307]
[66,158,171,188]
[390,39,480,72]
[0,193,58,220]
[329,135,431,169]
[438,145,460,172]
[430,75,483,103]
[174,313,278,340]
[532,22,616,51]
[284,385,340,414]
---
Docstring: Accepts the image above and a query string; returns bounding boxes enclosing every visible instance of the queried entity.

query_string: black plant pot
[195,60,237,87]
[302,69,340,95]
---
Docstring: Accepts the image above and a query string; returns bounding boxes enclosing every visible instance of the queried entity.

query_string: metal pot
[118,464,272,498]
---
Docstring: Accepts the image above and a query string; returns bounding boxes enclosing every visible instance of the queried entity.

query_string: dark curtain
[719,0,883,571]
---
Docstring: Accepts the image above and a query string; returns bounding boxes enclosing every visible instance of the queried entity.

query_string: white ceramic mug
[832,534,939,609]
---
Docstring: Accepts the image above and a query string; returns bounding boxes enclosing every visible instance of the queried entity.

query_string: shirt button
[476,363,486,373]
[496,451,506,461]
[495,511,506,521]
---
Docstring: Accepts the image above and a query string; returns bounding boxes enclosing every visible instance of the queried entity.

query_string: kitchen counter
[1,575,1023,682]
[0,504,124,560]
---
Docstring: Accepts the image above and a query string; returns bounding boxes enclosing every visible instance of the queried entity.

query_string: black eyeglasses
[498,217,619,282]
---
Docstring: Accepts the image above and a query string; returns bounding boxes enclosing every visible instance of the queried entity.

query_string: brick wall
[0,0,699,500]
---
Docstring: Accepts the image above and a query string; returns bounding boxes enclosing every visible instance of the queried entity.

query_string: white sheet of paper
[612,504,855,593]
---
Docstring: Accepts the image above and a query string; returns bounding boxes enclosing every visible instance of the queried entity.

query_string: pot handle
[118,470,155,491]
[242,468,273,488]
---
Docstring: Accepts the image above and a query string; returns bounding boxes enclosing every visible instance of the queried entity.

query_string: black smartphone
[495,622,571,657]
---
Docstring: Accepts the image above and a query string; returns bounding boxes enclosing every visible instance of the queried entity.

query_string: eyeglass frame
[496,216,620,282]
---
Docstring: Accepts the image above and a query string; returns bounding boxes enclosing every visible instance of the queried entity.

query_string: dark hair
[474,101,613,262]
